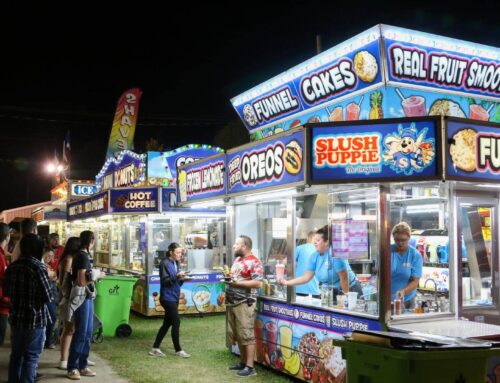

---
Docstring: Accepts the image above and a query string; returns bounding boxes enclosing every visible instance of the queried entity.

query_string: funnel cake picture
[353,51,378,83]
[450,128,477,172]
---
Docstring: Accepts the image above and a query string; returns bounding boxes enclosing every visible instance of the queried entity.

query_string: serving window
[389,182,451,316]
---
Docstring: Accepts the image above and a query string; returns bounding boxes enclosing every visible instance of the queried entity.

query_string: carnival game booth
[67,148,227,317]
[179,24,499,382]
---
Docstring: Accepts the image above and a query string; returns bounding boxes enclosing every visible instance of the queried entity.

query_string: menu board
[331,219,369,259]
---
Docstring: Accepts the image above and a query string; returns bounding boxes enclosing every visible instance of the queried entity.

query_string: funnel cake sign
[310,120,438,182]
[446,120,500,180]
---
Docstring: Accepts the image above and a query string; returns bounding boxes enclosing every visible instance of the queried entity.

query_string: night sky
[0,2,498,211]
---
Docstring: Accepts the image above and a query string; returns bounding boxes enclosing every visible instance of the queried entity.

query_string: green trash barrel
[334,336,500,383]
[94,275,138,338]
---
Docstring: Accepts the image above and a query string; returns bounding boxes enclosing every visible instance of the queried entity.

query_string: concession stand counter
[179,23,500,382]
[67,148,227,317]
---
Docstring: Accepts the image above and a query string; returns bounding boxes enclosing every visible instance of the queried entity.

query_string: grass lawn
[92,313,293,383]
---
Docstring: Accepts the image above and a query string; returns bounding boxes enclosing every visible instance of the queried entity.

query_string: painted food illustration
[298,332,321,379]
[192,286,211,310]
[353,51,378,82]
[429,99,466,118]
[450,128,477,172]
[319,339,346,381]
[284,139,303,175]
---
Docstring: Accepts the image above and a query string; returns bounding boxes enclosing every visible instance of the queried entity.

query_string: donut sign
[226,130,305,195]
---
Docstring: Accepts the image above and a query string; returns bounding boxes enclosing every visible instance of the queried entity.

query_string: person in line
[56,237,83,370]
[42,243,59,350]
[149,242,191,358]
[391,222,422,310]
[46,233,65,272]
[11,218,37,263]
[0,223,11,346]
[226,235,263,378]
[3,233,53,383]
[67,231,103,380]
[279,225,363,297]
[293,231,321,299]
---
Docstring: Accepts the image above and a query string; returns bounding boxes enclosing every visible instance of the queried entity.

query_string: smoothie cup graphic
[255,318,265,362]
[469,104,489,121]
[178,170,187,202]
[402,96,426,116]
[346,103,360,120]
[265,321,278,355]
[279,326,293,358]
[328,106,343,121]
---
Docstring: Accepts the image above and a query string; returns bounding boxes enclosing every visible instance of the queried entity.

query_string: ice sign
[71,184,97,196]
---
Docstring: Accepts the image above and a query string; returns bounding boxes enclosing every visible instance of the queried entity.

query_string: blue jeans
[45,300,57,347]
[8,326,45,383]
[68,298,93,371]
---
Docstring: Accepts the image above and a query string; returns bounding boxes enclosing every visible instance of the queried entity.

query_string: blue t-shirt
[295,243,320,295]
[391,244,423,302]
[313,249,357,290]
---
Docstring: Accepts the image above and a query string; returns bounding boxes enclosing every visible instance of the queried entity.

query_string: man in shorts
[225,235,263,377]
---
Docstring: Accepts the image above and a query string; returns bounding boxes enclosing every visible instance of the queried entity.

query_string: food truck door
[457,194,499,325]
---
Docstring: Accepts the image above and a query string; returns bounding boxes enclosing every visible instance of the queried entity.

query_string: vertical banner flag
[105,88,143,159]
[62,130,71,180]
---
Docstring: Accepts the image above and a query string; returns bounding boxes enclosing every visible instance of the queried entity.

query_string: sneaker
[46,343,56,349]
[58,360,67,370]
[228,362,246,371]
[67,370,81,380]
[237,366,257,377]
[87,360,96,366]
[79,368,96,377]
[175,350,191,358]
[148,348,166,357]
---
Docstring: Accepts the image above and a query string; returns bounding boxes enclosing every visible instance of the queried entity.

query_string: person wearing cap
[3,233,53,383]
[0,223,11,346]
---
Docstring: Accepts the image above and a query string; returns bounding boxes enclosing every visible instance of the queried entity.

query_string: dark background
[0,2,498,211]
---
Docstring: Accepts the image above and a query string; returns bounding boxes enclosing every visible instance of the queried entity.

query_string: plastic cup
[347,292,358,309]
[402,96,426,117]
[279,326,293,358]
[275,264,285,280]
[336,295,345,309]
[265,321,278,355]
[329,106,343,121]
[469,104,489,121]
[255,319,264,362]
[346,103,360,121]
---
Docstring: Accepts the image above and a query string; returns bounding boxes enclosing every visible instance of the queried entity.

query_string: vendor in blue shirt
[279,226,362,297]
[391,222,423,310]
[288,231,321,298]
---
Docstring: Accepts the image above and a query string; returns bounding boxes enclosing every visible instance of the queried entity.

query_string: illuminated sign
[95,150,146,191]
[310,119,438,182]
[178,154,226,203]
[446,120,500,180]
[71,183,97,197]
[110,187,159,213]
[67,191,109,221]
[226,129,305,195]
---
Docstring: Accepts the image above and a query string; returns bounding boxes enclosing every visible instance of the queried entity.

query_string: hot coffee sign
[109,187,160,213]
